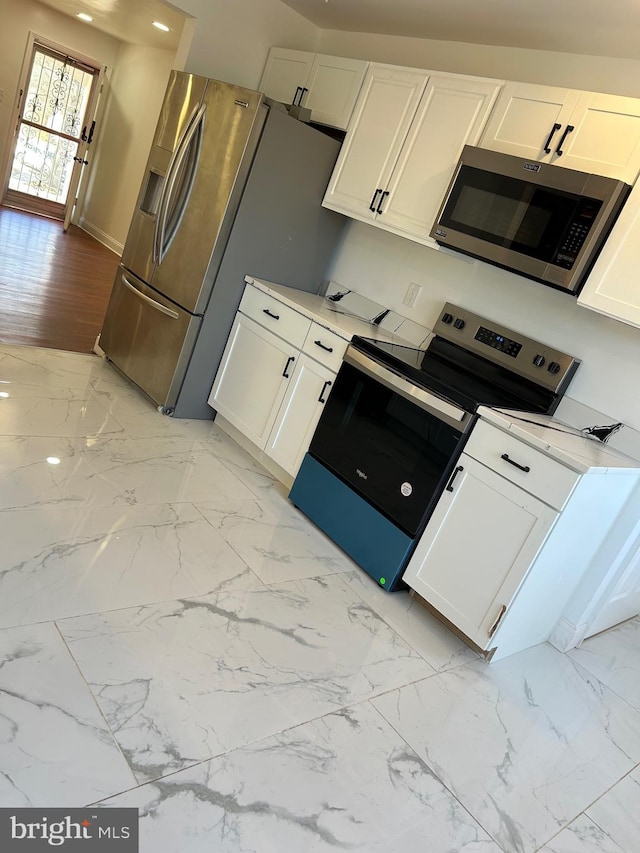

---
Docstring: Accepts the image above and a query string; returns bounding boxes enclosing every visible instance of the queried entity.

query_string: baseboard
[548,617,589,652]
[78,217,123,256]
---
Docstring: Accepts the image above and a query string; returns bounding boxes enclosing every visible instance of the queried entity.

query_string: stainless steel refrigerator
[100,71,345,418]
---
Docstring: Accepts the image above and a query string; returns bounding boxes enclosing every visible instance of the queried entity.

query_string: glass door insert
[3,42,99,220]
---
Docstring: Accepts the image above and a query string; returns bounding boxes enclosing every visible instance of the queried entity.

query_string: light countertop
[245,276,418,345]
[479,407,640,473]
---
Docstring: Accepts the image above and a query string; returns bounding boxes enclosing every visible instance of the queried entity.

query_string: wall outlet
[403,281,422,308]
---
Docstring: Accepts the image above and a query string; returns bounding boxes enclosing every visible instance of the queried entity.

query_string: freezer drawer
[101,267,201,408]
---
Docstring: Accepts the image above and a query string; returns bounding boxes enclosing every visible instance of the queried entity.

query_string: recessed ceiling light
[77,12,93,22]
[152,21,170,32]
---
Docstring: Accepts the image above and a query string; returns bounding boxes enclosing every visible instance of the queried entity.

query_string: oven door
[307,348,471,537]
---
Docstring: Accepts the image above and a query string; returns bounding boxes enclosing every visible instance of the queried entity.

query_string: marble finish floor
[0,342,639,852]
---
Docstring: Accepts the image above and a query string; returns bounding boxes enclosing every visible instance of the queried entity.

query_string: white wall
[170,0,320,87]
[316,30,640,98]
[79,44,176,251]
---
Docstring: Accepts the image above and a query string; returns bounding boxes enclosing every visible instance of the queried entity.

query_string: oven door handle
[344,347,469,431]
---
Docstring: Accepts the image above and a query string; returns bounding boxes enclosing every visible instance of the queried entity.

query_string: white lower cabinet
[209,285,347,479]
[209,313,297,449]
[403,418,640,660]
[265,354,335,477]
[402,454,558,650]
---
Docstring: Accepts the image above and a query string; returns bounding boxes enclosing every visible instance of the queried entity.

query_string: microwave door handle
[543,122,561,154]
[555,124,574,157]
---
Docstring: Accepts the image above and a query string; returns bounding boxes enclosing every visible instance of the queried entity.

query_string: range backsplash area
[324,220,640,460]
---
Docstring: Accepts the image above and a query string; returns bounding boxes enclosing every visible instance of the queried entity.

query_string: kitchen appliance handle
[543,122,561,154]
[500,453,531,473]
[153,103,199,262]
[120,273,180,320]
[345,347,468,431]
[555,124,574,156]
[154,103,205,262]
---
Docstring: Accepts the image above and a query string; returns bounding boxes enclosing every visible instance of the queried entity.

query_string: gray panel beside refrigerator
[100,71,345,419]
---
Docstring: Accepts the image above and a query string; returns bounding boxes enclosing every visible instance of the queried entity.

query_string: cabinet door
[258,48,314,106]
[479,81,581,161]
[265,355,335,478]
[577,178,640,328]
[302,55,368,130]
[379,75,502,245]
[558,91,640,182]
[323,65,428,221]
[208,314,296,449]
[403,455,557,649]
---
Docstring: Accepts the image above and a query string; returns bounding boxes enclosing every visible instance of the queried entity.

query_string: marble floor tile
[568,616,640,709]
[58,575,434,783]
[372,643,640,853]
[0,503,261,629]
[90,385,217,440]
[0,384,125,438]
[539,814,627,853]
[195,497,358,584]
[584,766,640,852]
[0,622,136,807]
[342,569,479,672]
[0,344,123,391]
[0,435,257,511]
[203,423,285,499]
[99,702,500,852]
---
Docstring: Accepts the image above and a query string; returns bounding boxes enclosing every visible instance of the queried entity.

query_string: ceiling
[281,0,640,61]
[36,0,640,62]
[37,0,187,51]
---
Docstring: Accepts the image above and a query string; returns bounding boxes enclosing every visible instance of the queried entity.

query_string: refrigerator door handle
[153,103,205,263]
[120,273,180,320]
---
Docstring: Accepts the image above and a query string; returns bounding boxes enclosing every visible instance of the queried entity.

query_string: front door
[2,40,101,224]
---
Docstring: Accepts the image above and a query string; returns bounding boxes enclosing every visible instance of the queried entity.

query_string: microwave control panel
[553,199,601,269]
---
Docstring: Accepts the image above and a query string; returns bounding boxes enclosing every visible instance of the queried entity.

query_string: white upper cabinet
[259,48,368,130]
[578,177,640,327]
[323,65,428,220]
[323,64,501,246]
[380,75,502,244]
[480,82,640,182]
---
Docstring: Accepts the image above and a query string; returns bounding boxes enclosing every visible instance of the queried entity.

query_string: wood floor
[0,206,121,353]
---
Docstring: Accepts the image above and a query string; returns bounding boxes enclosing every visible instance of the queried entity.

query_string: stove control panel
[434,303,580,393]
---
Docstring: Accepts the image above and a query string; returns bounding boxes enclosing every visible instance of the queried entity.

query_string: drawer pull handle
[282,355,295,378]
[501,453,530,473]
[318,380,332,403]
[488,604,507,638]
[263,308,280,320]
[314,339,334,353]
[445,465,464,492]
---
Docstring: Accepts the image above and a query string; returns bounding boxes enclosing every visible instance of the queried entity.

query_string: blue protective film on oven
[289,454,413,591]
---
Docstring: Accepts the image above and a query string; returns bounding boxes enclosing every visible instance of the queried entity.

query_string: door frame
[0,31,105,224]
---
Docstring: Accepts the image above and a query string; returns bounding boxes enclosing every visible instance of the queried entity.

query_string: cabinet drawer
[239,285,310,348]
[465,420,579,510]
[302,322,349,371]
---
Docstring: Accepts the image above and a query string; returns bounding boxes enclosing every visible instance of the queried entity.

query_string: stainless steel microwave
[431,146,630,294]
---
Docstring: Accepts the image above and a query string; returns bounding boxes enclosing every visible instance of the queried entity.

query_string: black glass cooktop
[352,335,558,415]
